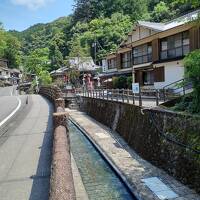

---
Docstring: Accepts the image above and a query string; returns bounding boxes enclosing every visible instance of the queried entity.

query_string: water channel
[68,120,136,200]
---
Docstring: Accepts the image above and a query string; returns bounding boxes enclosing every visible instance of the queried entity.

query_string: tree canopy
[0,27,21,68]
[2,0,199,74]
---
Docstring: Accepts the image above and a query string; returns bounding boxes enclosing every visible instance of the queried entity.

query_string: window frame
[132,43,152,65]
[160,31,190,60]
[121,51,132,69]
[107,58,116,70]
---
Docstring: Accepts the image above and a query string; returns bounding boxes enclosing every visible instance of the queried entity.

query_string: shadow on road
[29,97,54,200]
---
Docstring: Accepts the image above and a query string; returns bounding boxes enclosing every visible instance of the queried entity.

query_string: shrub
[112,76,128,89]
[127,76,133,89]
[112,77,118,89]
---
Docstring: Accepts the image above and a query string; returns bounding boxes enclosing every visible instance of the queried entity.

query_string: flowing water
[68,121,136,200]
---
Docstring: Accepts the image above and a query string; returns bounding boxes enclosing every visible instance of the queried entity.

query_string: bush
[118,76,127,89]
[112,76,128,89]
[112,77,118,89]
[127,76,132,89]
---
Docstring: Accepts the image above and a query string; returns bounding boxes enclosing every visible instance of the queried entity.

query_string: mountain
[9,16,72,56]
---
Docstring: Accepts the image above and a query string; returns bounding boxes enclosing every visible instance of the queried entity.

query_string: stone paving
[67,109,200,200]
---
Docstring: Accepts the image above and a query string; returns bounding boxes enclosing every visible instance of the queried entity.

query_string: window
[143,70,154,85]
[107,58,116,69]
[121,51,132,68]
[133,43,152,65]
[160,31,190,60]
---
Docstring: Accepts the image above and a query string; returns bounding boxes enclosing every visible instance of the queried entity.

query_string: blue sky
[0,0,74,31]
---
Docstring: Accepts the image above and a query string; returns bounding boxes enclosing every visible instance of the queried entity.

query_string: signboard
[132,83,140,94]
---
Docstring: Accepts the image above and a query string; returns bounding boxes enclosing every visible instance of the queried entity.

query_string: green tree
[70,13,132,62]
[69,37,90,58]
[49,32,65,70]
[4,34,21,68]
[184,50,200,113]
[151,1,172,22]
[175,0,200,8]
[0,29,7,58]
[38,70,52,85]
[24,48,50,74]
[73,0,149,23]
[0,26,21,68]
[49,44,63,70]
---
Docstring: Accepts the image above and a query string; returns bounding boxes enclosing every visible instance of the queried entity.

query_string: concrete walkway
[68,109,200,200]
[0,95,53,200]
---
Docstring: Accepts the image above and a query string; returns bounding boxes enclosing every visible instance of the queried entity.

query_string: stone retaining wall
[40,85,76,200]
[39,85,63,103]
[81,97,200,193]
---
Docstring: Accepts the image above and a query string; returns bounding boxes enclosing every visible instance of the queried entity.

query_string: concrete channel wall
[80,97,200,193]
[39,86,76,200]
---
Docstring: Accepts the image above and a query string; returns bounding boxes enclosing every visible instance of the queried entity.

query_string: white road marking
[0,97,21,127]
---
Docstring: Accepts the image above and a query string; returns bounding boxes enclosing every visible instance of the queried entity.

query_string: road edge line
[0,96,21,127]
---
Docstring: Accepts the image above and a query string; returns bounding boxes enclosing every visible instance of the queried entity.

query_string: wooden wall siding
[116,54,121,69]
[152,39,159,62]
[154,66,165,82]
[130,24,193,48]
[189,26,200,51]
[135,70,144,85]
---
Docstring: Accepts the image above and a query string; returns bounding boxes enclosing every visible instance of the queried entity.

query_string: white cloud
[11,0,54,10]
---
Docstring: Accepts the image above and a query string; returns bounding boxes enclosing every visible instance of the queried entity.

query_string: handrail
[162,78,193,102]
[163,78,185,90]
[77,88,161,107]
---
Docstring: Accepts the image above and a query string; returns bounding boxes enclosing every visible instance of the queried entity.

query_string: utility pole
[94,38,97,65]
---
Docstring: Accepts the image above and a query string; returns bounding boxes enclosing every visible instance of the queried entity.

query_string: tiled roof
[50,57,100,75]
[138,9,200,32]
[138,21,165,31]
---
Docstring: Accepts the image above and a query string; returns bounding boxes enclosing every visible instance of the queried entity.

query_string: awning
[103,78,112,83]
[133,62,153,70]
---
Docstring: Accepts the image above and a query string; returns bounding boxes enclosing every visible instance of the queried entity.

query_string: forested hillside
[0,23,21,68]
[0,0,199,77]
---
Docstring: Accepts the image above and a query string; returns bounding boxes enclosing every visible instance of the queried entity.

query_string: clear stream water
[68,121,135,200]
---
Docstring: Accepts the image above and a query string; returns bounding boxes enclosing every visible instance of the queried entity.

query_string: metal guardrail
[163,78,193,102]
[75,88,161,107]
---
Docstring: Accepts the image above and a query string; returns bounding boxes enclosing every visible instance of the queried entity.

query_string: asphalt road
[0,87,53,200]
[0,86,13,96]
[0,87,20,125]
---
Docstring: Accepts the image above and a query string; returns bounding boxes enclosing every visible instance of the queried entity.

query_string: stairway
[68,97,79,110]
[163,78,193,102]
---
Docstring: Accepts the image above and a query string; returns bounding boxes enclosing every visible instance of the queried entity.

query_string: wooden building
[105,9,200,89]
